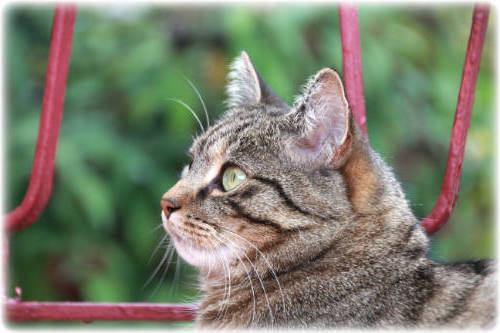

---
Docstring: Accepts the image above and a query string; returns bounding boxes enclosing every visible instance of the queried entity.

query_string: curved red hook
[421,5,490,234]
[6,4,76,233]
[339,4,490,234]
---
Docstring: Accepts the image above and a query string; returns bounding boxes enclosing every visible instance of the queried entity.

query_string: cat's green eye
[222,166,246,191]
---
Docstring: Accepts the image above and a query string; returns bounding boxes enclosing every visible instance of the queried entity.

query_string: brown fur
[160,51,496,328]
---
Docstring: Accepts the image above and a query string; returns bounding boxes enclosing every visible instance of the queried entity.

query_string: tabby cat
[160,51,495,328]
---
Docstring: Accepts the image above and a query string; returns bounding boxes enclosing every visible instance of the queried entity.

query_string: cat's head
[161,51,394,273]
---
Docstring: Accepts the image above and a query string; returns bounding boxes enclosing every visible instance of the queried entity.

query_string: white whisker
[184,76,210,128]
[215,231,274,323]
[148,233,169,265]
[220,251,232,321]
[218,225,286,317]
[150,223,166,233]
[171,253,181,296]
[143,243,172,290]
[166,97,205,132]
[155,249,176,297]
[215,234,257,325]
[213,250,230,320]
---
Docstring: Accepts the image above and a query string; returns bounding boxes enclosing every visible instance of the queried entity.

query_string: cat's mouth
[162,211,216,245]
[161,211,229,269]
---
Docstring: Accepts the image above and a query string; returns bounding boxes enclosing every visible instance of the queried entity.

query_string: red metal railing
[7,4,76,233]
[5,3,490,323]
[339,4,490,234]
[6,300,196,322]
[5,4,195,323]
[420,5,490,234]
[338,3,368,138]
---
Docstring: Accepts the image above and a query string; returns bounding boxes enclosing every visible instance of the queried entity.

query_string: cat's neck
[341,125,412,217]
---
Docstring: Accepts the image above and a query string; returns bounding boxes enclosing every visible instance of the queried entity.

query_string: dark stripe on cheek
[226,199,284,232]
[253,176,315,218]
[186,214,220,232]
[190,215,220,231]
[225,199,312,234]
[196,183,219,201]
[185,220,211,233]
[196,187,210,201]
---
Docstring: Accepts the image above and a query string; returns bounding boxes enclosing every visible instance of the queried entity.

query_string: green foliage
[5,4,494,325]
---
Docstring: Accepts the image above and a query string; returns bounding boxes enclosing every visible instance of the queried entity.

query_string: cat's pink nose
[161,198,180,218]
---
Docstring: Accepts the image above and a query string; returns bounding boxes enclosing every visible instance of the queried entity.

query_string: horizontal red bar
[6,299,197,322]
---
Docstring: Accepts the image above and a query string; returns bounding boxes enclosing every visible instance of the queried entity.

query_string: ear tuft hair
[286,68,352,168]
[225,51,261,109]
[225,51,289,110]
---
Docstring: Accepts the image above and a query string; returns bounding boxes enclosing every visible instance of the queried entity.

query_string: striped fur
[160,52,496,328]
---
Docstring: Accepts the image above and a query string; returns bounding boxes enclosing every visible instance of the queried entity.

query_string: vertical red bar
[7,4,76,233]
[338,3,368,138]
[421,5,490,234]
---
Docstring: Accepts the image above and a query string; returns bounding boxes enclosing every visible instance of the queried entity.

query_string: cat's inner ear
[226,51,288,109]
[287,68,351,168]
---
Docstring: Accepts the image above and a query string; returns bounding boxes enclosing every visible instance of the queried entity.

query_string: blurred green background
[5,4,495,326]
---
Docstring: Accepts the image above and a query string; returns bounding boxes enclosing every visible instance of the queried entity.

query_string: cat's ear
[286,68,352,169]
[225,51,288,109]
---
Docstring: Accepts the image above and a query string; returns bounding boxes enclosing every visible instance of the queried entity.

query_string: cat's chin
[161,211,233,271]
[170,234,237,275]
[172,237,228,270]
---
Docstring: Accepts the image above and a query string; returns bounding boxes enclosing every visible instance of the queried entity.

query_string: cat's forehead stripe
[193,112,257,156]
[201,122,253,154]
[203,111,254,138]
